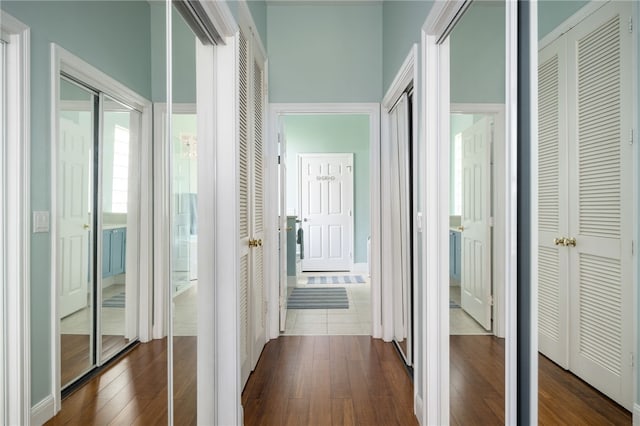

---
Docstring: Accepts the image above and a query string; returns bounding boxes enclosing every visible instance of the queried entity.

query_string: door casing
[50,45,153,413]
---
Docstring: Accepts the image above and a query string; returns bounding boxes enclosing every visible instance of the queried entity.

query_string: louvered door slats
[564,1,631,409]
[238,22,267,386]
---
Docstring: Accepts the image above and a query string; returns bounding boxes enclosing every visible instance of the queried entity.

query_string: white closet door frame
[1,11,30,426]
[50,45,153,415]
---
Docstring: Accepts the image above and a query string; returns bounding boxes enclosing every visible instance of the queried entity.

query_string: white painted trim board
[1,10,31,425]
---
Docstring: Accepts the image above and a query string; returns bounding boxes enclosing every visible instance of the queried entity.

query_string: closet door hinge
[631,352,635,368]
[629,17,633,33]
[629,129,634,145]
[488,295,494,306]
[277,155,281,165]
[278,132,282,143]
[632,240,634,255]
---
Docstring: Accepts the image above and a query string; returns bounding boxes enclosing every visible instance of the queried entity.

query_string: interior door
[238,27,251,386]
[460,117,492,330]
[59,112,92,318]
[538,35,570,368]
[566,1,632,409]
[299,153,354,272]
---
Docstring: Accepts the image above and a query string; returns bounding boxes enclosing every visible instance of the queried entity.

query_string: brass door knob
[564,237,576,247]
[257,239,263,247]
[554,237,565,246]
[457,226,465,232]
[249,239,258,248]
[83,224,90,230]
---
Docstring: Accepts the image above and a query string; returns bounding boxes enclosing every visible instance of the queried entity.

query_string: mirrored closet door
[57,76,142,390]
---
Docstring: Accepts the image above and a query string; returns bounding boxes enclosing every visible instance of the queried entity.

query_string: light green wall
[450,1,505,104]
[538,0,589,40]
[382,1,433,93]
[267,3,382,103]
[247,0,267,50]
[283,115,370,264]
[1,0,153,405]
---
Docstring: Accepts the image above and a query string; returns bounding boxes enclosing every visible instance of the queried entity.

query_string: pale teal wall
[1,0,152,406]
[267,3,382,103]
[450,1,505,104]
[247,0,267,50]
[283,115,370,264]
[538,0,589,40]
[382,1,433,93]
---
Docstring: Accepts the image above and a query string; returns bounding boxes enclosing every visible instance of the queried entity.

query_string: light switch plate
[33,211,50,233]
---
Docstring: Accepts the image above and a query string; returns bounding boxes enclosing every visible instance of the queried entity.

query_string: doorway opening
[448,109,504,336]
[275,112,374,337]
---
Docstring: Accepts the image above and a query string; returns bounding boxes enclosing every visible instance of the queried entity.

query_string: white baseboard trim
[31,395,55,426]
[414,393,424,425]
[287,276,297,287]
[351,263,369,274]
[633,403,640,425]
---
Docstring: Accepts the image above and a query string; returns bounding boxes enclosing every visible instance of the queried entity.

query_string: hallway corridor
[242,336,418,425]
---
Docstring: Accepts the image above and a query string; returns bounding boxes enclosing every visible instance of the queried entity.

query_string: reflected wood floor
[60,334,128,387]
[47,337,196,426]
[450,335,631,425]
[47,334,631,425]
[242,335,419,426]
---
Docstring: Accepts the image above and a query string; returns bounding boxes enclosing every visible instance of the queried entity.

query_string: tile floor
[283,272,372,336]
[449,285,492,335]
[60,283,127,335]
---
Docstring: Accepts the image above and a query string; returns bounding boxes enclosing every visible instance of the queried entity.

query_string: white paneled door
[538,0,633,409]
[299,153,354,272]
[460,117,492,331]
[59,116,92,318]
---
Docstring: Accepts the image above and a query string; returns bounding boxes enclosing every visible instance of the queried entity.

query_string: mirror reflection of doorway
[449,112,495,336]
[57,75,142,390]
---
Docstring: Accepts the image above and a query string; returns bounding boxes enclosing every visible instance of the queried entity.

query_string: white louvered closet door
[567,1,632,409]
[250,55,266,370]
[238,27,251,387]
[537,36,570,369]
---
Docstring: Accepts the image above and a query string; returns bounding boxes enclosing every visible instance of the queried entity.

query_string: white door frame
[298,152,354,272]
[451,103,506,338]
[1,10,31,426]
[268,103,382,339]
[420,1,526,425]
[50,45,153,414]
[381,46,418,345]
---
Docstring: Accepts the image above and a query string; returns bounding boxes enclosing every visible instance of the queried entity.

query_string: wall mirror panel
[171,4,198,423]
[446,1,506,422]
[537,0,634,421]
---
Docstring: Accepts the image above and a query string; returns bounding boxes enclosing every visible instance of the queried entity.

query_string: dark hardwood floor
[450,335,631,425]
[242,335,418,426]
[47,337,196,426]
[48,334,631,425]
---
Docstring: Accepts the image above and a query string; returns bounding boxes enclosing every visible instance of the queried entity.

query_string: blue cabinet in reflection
[103,228,126,278]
